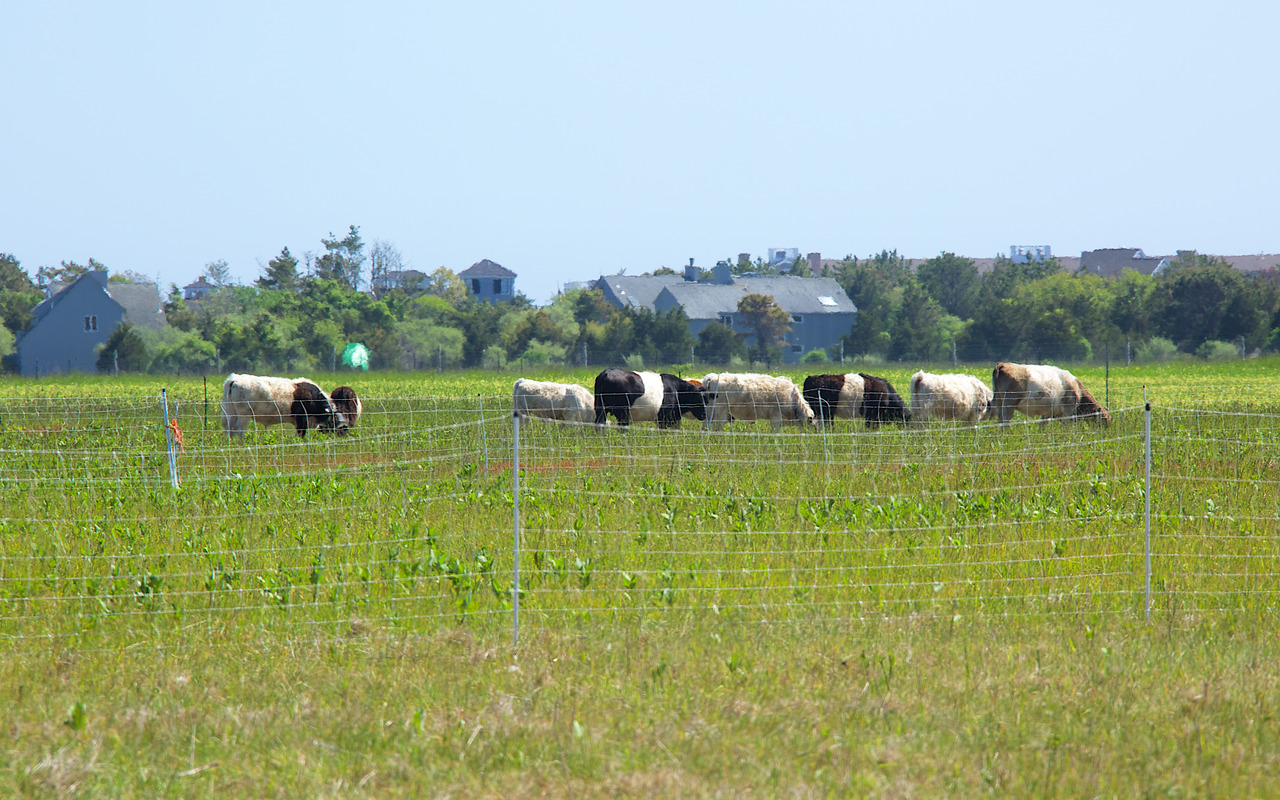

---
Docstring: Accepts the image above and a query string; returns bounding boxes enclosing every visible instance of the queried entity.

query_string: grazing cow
[909,371,993,424]
[802,372,910,426]
[991,362,1111,425]
[593,369,707,428]
[701,372,815,430]
[221,373,350,441]
[513,379,595,424]
[330,385,363,427]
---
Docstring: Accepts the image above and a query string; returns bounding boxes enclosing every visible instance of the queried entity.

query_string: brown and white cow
[991,362,1111,425]
[221,374,350,441]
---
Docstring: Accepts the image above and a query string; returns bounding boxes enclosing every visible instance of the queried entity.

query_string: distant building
[371,269,427,294]
[183,277,216,301]
[595,263,856,364]
[14,271,126,376]
[768,247,801,270]
[1080,248,1170,278]
[458,259,517,303]
[1010,245,1053,263]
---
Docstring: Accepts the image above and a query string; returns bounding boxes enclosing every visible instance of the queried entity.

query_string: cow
[330,385,363,428]
[593,368,707,428]
[513,379,595,424]
[220,374,350,441]
[991,362,1111,425]
[802,372,910,427]
[701,372,815,431]
[908,371,993,424]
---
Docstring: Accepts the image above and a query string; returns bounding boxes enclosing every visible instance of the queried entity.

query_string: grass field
[2,359,1279,797]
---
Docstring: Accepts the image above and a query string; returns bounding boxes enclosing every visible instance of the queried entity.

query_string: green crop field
[2,359,1280,797]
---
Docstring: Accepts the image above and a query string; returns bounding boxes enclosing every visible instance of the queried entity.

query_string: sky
[4,2,1278,305]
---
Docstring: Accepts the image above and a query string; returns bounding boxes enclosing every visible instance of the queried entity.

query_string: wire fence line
[0,388,1277,651]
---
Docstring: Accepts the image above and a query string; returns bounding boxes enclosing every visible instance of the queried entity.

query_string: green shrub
[800,349,830,364]
[1135,337,1178,363]
[1197,340,1240,361]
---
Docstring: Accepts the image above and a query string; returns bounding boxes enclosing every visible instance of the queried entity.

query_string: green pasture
[2,360,1279,797]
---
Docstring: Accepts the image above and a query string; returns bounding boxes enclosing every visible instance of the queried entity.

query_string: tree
[96,323,149,373]
[737,293,791,362]
[0,253,40,335]
[257,247,299,291]
[695,321,747,364]
[836,251,912,357]
[36,258,103,288]
[423,267,469,306]
[916,252,979,319]
[1148,253,1271,351]
[889,280,955,361]
[368,239,405,295]
[315,225,365,290]
[204,258,233,287]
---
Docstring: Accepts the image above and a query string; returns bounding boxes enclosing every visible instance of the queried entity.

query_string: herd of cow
[214,362,1109,442]
[514,362,1112,431]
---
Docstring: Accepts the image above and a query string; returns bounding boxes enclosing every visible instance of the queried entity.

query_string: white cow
[909,371,993,424]
[513,379,595,424]
[701,372,815,431]
[221,373,350,441]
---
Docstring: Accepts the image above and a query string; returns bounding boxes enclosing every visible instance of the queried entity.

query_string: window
[83,315,97,332]
[719,314,732,326]
[493,279,503,294]
[791,345,803,353]
[792,314,803,323]
[471,279,481,294]
[818,296,837,307]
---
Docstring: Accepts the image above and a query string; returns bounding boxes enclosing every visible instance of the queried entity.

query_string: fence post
[161,389,180,490]
[1144,392,1152,621]
[512,410,522,648]
[479,393,488,472]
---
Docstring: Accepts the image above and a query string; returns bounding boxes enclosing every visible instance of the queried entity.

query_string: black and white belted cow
[220,373,352,441]
[802,372,911,427]
[593,368,707,428]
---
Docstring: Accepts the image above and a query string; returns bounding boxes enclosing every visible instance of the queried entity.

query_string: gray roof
[595,273,685,309]
[598,273,855,319]
[459,259,516,278]
[1080,248,1168,278]
[106,281,165,329]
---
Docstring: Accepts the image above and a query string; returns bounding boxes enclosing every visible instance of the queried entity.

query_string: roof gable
[459,259,516,278]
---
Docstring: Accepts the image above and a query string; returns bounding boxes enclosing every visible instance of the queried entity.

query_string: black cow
[593,368,707,428]
[802,372,909,427]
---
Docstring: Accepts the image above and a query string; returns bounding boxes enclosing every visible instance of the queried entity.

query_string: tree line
[2,231,1279,375]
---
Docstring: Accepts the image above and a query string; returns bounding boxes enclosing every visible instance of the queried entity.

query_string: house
[595,261,857,364]
[183,277,216,301]
[371,269,427,294]
[458,259,516,303]
[1080,248,1170,278]
[14,270,126,376]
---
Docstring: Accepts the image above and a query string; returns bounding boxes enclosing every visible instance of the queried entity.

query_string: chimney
[738,253,750,266]
[713,261,732,284]
[685,263,702,282]
[807,252,821,274]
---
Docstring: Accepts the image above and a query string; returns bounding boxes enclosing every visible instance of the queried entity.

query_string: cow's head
[330,386,362,428]
[293,381,350,436]
[675,377,707,421]
[1078,387,1111,427]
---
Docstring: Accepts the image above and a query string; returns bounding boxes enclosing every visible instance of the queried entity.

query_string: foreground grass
[8,614,1279,798]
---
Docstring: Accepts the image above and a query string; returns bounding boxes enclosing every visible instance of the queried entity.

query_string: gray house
[596,262,857,364]
[459,259,517,303]
[15,270,126,376]
[1080,248,1170,278]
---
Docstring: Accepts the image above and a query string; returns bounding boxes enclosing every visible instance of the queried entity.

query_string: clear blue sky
[4,2,1277,304]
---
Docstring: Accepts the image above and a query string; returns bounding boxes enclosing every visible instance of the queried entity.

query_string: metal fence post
[479,393,489,472]
[512,411,522,647]
[1144,393,1152,621]
[161,389,180,490]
